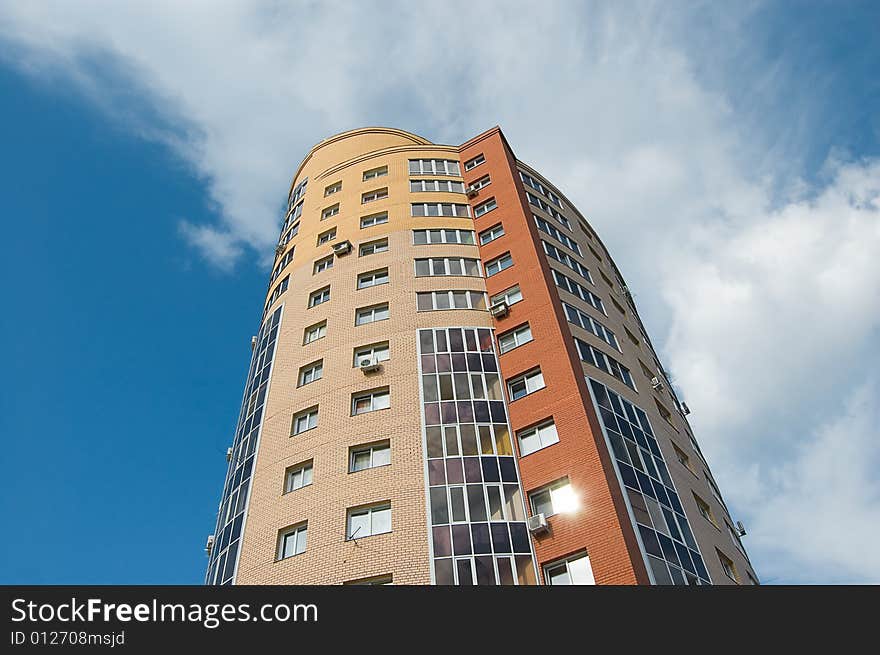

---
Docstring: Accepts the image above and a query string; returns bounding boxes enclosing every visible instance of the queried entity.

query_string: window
[353,342,390,366]
[270,247,295,284]
[288,178,307,208]
[317,228,336,245]
[363,165,387,181]
[410,179,465,193]
[356,303,389,325]
[517,420,559,456]
[303,321,326,344]
[672,443,692,471]
[544,552,595,585]
[265,275,289,311]
[520,171,564,209]
[473,198,497,217]
[359,238,388,256]
[344,574,392,585]
[285,461,313,492]
[491,285,523,307]
[324,181,341,197]
[408,159,461,176]
[291,407,318,435]
[612,298,627,316]
[468,175,491,191]
[357,268,389,289]
[313,255,334,274]
[562,302,619,350]
[543,241,592,282]
[507,369,545,401]
[362,187,388,204]
[411,202,471,217]
[412,228,475,245]
[321,203,339,220]
[360,212,388,228]
[464,153,485,171]
[526,191,569,227]
[534,215,580,255]
[717,549,739,583]
[479,224,504,245]
[694,493,716,526]
[277,523,307,559]
[553,270,605,314]
[308,286,331,308]
[414,257,481,277]
[655,398,673,422]
[416,290,488,311]
[349,441,391,472]
[347,504,391,539]
[529,478,575,517]
[705,472,726,508]
[485,252,513,277]
[298,360,323,387]
[352,388,390,415]
[498,324,533,353]
[574,338,636,390]
[624,326,641,348]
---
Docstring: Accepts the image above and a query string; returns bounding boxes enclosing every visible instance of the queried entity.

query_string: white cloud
[1,0,877,583]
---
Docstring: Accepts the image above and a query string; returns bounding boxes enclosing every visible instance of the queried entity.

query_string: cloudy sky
[1,1,878,583]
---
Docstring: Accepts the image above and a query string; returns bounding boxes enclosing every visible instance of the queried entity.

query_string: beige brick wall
[235,129,493,584]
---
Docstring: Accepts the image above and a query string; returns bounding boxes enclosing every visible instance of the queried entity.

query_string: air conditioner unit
[226,447,233,462]
[250,335,257,351]
[681,403,691,416]
[489,301,509,318]
[736,521,747,537]
[205,535,215,554]
[527,513,549,534]
[466,188,479,199]
[358,356,381,373]
[332,240,352,255]
[651,377,663,391]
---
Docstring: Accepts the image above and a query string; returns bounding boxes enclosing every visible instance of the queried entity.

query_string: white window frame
[498,324,533,353]
[349,442,391,472]
[479,223,504,245]
[347,504,392,539]
[308,286,331,308]
[468,174,491,191]
[363,165,388,181]
[359,238,389,256]
[491,285,523,307]
[351,388,390,415]
[544,552,596,585]
[303,321,326,344]
[277,523,308,559]
[362,187,388,204]
[321,203,340,220]
[313,255,334,274]
[507,368,545,401]
[485,252,513,277]
[285,461,314,493]
[416,290,488,311]
[292,407,318,435]
[473,198,497,217]
[360,212,389,228]
[517,420,559,456]
[410,203,471,218]
[317,228,336,245]
[298,360,323,387]
[464,153,485,171]
[410,179,466,193]
[324,181,341,197]
[414,257,482,277]
[529,478,572,518]
[355,303,390,325]
[408,159,461,176]
[357,268,389,289]
[412,228,475,245]
[353,342,390,366]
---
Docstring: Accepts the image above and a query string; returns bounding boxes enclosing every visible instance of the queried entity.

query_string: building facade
[205,127,757,586]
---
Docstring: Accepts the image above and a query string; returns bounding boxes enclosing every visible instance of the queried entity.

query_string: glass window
[285,461,313,492]
[464,153,485,171]
[359,239,388,256]
[485,253,513,277]
[529,478,574,517]
[363,165,388,181]
[298,360,323,387]
[498,324,532,353]
[352,388,390,415]
[357,268,389,289]
[356,304,389,325]
[292,408,318,435]
[278,523,307,559]
[480,224,504,245]
[347,504,391,539]
[303,321,326,344]
[361,212,389,228]
[350,442,391,472]
[507,369,545,401]
[517,421,559,456]
[545,553,595,585]
[308,286,331,308]
[491,285,523,307]
[473,198,497,217]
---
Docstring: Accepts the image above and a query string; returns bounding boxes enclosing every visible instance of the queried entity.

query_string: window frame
[506,368,546,402]
[498,324,533,354]
[277,522,308,560]
[284,460,314,493]
[349,441,391,473]
[351,387,391,415]
[291,407,319,435]
[517,420,560,457]
[355,303,390,325]
[297,360,324,387]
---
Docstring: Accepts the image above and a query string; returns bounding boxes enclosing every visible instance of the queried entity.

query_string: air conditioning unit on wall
[466,188,479,199]
[358,356,381,373]
[489,301,509,318]
[332,240,352,255]
[651,377,664,391]
[527,513,549,534]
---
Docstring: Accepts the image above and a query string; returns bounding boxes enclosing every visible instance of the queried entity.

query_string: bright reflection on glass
[551,484,579,514]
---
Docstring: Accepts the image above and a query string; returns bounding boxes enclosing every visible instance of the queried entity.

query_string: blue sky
[1,1,878,584]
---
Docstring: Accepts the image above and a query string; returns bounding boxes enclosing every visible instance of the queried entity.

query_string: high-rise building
[205,127,757,586]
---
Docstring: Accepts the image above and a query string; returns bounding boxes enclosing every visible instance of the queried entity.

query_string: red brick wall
[458,128,649,585]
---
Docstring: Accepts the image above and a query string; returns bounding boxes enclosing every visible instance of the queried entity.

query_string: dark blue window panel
[675,542,697,574]
[691,550,710,581]
[666,487,684,515]
[638,524,663,558]
[489,401,506,422]
[618,462,639,490]
[591,379,610,409]
[452,524,472,555]
[471,523,492,554]
[509,522,531,553]
[499,457,518,482]
[636,470,656,499]
[657,533,680,567]
[662,507,682,542]
[490,523,512,553]
[473,401,491,422]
